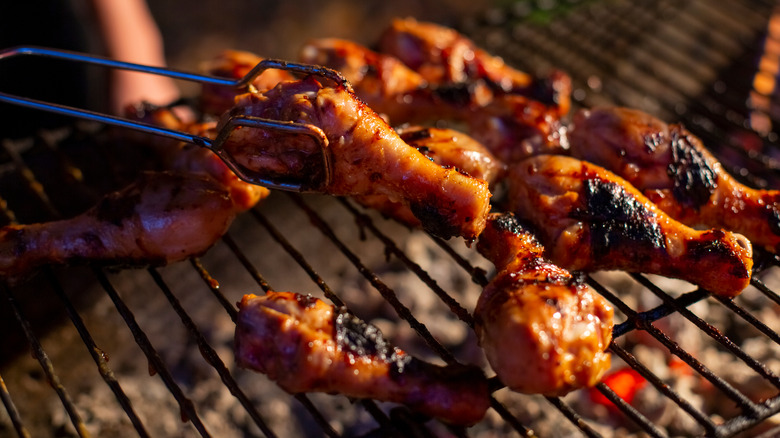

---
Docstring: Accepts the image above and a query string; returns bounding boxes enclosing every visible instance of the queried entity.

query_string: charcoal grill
[1,0,780,436]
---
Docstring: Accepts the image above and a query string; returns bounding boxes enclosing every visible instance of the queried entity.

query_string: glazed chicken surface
[0,171,237,282]
[299,37,568,163]
[299,38,456,124]
[221,76,492,240]
[377,17,572,117]
[570,106,780,253]
[0,107,270,283]
[505,155,754,297]
[235,291,491,426]
[475,213,613,396]
[354,125,503,228]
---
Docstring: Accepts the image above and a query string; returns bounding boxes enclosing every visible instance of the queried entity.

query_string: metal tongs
[0,46,352,191]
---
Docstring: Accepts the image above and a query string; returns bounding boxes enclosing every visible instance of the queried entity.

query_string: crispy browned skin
[505,155,754,297]
[235,291,491,425]
[397,126,505,185]
[222,77,492,240]
[354,126,503,227]
[467,94,568,164]
[0,108,270,283]
[377,17,572,116]
[199,49,295,116]
[570,106,780,253]
[299,37,494,124]
[0,171,236,281]
[475,213,613,396]
[299,37,567,163]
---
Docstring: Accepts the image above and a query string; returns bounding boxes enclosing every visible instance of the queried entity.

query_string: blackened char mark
[574,178,665,258]
[490,211,526,236]
[334,310,411,375]
[521,75,559,107]
[410,200,460,240]
[398,127,433,144]
[94,190,142,227]
[768,204,780,236]
[488,212,545,249]
[687,230,751,280]
[667,126,718,210]
[430,81,482,106]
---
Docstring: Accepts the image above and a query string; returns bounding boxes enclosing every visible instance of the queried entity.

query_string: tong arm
[0,45,337,191]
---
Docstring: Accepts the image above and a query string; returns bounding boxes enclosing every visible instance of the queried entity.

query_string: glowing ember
[589,367,648,409]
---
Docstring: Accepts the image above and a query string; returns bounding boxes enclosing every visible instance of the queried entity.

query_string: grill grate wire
[1,1,780,437]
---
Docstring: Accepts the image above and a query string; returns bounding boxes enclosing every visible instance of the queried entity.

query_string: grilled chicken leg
[0,108,270,283]
[299,37,568,162]
[300,37,500,126]
[475,213,613,396]
[235,291,491,426]
[354,126,503,228]
[0,171,237,281]
[569,106,780,253]
[505,155,753,297]
[221,76,492,240]
[377,17,572,116]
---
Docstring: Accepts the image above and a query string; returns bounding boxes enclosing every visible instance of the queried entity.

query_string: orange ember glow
[590,367,647,409]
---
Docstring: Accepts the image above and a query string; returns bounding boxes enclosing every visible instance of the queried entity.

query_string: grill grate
[2,0,780,437]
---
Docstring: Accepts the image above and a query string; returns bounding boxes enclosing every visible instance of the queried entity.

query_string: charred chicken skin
[0,107,270,283]
[299,37,494,125]
[235,291,491,426]
[377,17,572,117]
[570,106,780,253]
[475,213,613,396]
[299,37,568,163]
[505,155,754,297]
[221,76,492,240]
[354,126,504,228]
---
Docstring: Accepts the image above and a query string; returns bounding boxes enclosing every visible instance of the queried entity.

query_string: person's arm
[91,0,180,114]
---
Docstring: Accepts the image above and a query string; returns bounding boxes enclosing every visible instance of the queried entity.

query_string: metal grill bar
[93,269,212,437]
[1,287,89,438]
[249,208,345,308]
[337,198,475,327]
[487,398,535,437]
[585,282,719,432]
[0,373,29,438]
[751,276,780,306]
[606,343,715,435]
[190,258,240,321]
[147,267,278,438]
[711,294,780,344]
[44,269,150,438]
[290,193,459,365]
[631,273,780,389]
[221,233,273,293]
[544,396,603,438]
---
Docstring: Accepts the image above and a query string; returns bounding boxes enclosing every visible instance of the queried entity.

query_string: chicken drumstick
[235,291,491,425]
[475,213,613,396]
[504,155,753,297]
[569,106,780,253]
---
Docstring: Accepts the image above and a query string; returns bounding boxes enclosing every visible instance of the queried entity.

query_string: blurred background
[0,0,491,137]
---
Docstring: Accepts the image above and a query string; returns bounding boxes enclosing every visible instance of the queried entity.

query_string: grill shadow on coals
[2,0,780,437]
